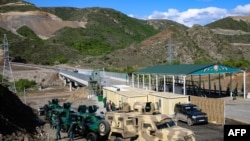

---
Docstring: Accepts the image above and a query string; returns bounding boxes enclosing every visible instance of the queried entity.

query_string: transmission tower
[167,36,175,64]
[2,34,16,93]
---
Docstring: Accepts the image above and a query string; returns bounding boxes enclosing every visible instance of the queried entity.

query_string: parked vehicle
[38,98,61,117]
[105,102,195,141]
[70,112,110,141]
[174,103,208,126]
[58,104,110,141]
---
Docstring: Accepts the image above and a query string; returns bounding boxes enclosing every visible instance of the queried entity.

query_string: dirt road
[24,86,104,141]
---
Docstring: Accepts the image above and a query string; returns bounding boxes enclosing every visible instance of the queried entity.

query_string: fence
[190,96,225,125]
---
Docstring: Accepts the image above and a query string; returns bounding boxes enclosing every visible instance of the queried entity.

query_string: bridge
[58,68,129,91]
[9,62,129,91]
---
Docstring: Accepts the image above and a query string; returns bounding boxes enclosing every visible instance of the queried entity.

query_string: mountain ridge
[0,1,250,71]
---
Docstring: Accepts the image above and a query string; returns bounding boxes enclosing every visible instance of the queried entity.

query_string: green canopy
[190,64,243,75]
[134,64,243,75]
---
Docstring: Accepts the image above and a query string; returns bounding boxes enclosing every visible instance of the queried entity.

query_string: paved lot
[225,98,250,124]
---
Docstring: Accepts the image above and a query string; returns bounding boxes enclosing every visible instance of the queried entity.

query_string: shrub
[15,79,36,92]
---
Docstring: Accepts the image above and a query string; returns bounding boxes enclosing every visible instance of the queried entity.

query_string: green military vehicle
[105,102,196,141]
[38,99,74,129]
[69,112,110,140]
[58,104,110,141]
[38,98,61,118]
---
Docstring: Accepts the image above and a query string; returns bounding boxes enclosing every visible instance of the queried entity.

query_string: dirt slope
[0,10,87,39]
[0,83,44,141]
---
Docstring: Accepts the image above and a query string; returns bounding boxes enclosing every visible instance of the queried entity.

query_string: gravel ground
[26,86,106,141]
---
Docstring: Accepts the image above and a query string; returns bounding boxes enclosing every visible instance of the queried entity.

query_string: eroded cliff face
[0,10,87,39]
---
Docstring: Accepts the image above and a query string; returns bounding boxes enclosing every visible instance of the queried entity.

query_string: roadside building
[102,85,189,116]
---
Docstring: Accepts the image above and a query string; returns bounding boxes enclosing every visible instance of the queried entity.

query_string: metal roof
[134,64,243,75]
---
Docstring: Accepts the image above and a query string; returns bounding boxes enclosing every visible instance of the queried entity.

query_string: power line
[2,34,16,93]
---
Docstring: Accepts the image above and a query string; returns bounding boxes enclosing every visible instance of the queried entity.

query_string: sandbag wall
[190,96,225,125]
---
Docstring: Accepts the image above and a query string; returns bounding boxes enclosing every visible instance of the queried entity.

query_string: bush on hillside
[15,79,36,92]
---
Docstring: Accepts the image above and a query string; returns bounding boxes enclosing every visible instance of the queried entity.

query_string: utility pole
[2,34,16,93]
[167,36,175,64]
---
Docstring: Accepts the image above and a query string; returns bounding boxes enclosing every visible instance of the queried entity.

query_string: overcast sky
[27,0,250,27]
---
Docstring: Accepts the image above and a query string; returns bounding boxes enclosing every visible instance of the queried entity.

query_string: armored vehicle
[58,104,110,141]
[38,98,61,117]
[127,101,161,115]
[105,101,195,141]
[48,102,73,129]
[174,103,208,126]
[105,111,195,141]
[62,112,110,140]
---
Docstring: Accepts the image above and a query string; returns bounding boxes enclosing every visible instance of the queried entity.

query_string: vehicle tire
[114,137,123,141]
[98,120,110,136]
[76,123,86,136]
[86,132,98,141]
[187,118,193,126]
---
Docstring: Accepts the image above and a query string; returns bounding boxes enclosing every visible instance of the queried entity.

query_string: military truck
[127,101,161,115]
[71,112,110,140]
[57,104,110,141]
[38,98,61,117]
[105,102,196,141]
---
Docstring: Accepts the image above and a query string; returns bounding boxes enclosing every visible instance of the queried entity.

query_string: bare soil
[0,9,87,39]
[1,65,249,141]
[26,86,91,141]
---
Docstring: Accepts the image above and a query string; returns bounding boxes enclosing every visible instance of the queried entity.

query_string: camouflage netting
[0,83,45,141]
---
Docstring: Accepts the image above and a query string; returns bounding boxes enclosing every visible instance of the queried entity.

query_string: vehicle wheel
[86,132,98,141]
[76,123,86,136]
[114,137,123,141]
[98,120,110,136]
[187,118,193,126]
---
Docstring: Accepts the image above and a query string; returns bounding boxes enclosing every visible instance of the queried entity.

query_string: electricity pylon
[2,34,16,93]
[167,36,175,64]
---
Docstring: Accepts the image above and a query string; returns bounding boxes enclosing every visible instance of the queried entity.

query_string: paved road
[178,122,223,141]
[225,98,250,124]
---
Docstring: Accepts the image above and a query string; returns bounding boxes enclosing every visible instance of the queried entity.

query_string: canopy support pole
[143,74,145,89]
[208,74,211,95]
[137,74,139,88]
[183,75,186,95]
[149,74,151,90]
[230,73,232,97]
[164,75,166,92]
[243,71,246,99]
[156,75,158,92]
[132,73,134,88]
[172,75,175,94]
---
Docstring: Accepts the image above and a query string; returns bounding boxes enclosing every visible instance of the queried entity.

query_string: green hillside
[1,7,160,65]
[205,17,250,44]
[1,4,249,70]
[205,17,250,32]
[45,7,160,56]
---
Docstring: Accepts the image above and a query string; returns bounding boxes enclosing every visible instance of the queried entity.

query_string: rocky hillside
[0,1,250,71]
[0,2,86,39]
[205,16,250,62]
